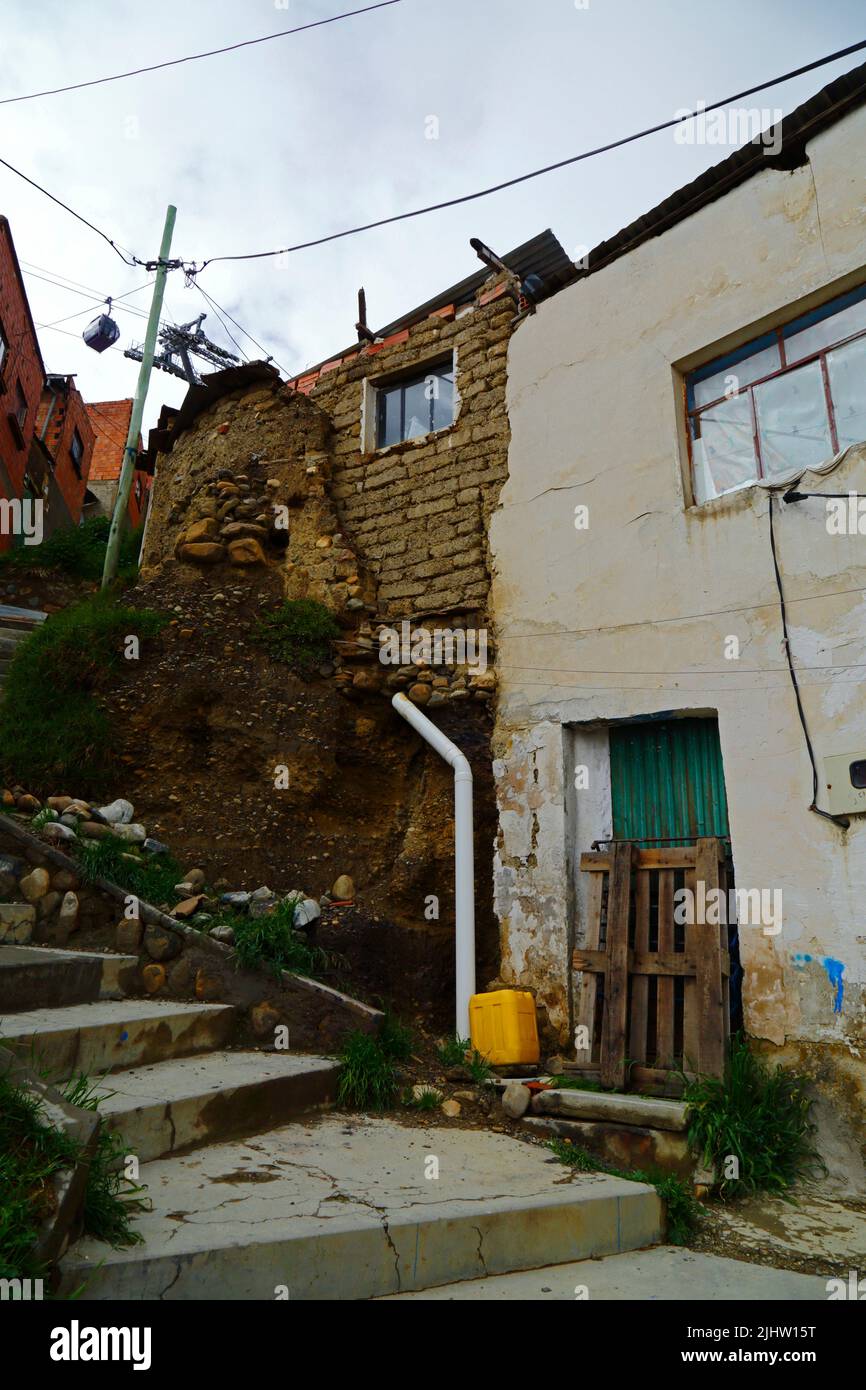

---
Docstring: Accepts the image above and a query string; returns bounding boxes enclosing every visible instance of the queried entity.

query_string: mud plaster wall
[490,103,866,1152]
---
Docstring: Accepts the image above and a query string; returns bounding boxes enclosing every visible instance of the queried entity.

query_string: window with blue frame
[376,358,455,448]
[686,283,866,504]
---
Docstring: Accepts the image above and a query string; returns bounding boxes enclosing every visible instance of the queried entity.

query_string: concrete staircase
[0,606,45,694]
[1,942,664,1299]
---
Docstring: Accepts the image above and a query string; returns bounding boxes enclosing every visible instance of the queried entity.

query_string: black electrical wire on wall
[767,492,850,829]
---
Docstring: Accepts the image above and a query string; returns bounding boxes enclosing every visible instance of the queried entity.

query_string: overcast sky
[2,0,864,432]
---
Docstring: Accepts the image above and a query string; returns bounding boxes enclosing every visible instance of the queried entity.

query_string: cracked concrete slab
[376,1247,832,1300]
[60,1115,662,1300]
[706,1190,866,1269]
[94,1051,340,1161]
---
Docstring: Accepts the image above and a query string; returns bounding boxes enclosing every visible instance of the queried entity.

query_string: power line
[193,281,289,376]
[22,267,154,321]
[0,1,405,106]
[192,39,866,270]
[0,152,137,264]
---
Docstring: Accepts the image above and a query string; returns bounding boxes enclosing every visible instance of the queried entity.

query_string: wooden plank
[581,846,700,871]
[629,869,650,1063]
[574,949,700,976]
[574,867,604,1063]
[656,867,675,1068]
[683,865,700,1074]
[695,837,726,1078]
[600,841,632,1089]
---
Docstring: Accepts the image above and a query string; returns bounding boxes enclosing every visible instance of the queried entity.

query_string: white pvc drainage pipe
[391,692,476,1036]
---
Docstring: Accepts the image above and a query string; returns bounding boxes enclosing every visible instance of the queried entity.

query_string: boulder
[227,537,266,566]
[20,867,50,902]
[144,924,183,962]
[294,898,321,930]
[178,542,226,564]
[172,895,205,919]
[58,892,80,934]
[42,823,77,843]
[116,918,144,953]
[331,874,355,902]
[111,823,146,844]
[184,517,219,545]
[141,963,167,994]
[96,799,134,825]
[501,1082,532,1119]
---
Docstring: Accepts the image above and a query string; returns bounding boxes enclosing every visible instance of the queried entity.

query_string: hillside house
[489,63,866,1178]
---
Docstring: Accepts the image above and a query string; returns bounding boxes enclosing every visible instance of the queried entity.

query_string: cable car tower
[124,313,239,385]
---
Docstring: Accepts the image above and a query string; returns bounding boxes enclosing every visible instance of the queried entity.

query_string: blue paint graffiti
[822,958,845,1014]
[790,953,845,1012]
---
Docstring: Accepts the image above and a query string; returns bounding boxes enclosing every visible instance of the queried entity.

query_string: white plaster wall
[491,105,866,1062]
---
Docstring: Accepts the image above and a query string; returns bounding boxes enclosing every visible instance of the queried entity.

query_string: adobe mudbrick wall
[297,273,518,620]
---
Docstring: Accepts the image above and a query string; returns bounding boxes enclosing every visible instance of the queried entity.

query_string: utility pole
[101,204,177,589]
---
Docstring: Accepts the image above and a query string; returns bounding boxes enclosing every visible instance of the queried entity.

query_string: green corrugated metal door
[609,718,729,845]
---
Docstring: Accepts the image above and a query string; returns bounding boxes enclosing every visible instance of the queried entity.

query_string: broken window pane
[753,360,832,475]
[691,391,757,502]
[828,336,866,450]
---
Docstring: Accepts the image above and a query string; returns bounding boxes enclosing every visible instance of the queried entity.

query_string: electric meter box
[823,752,866,815]
[469,989,539,1066]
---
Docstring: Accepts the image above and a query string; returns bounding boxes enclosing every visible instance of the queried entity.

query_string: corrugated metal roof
[291,229,574,382]
[566,58,866,286]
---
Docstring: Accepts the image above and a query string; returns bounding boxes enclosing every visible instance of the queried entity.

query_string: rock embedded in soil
[501,1082,532,1119]
[116,918,144,952]
[142,963,166,993]
[331,874,355,902]
[97,799,135,825]
[144,924,183,961]
[20,867,50,902]
[172,895,205,919]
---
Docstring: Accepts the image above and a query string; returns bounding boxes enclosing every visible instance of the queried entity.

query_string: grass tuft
[0,593,165,792]
[0,1069,147,1281]
[0,516,143,583]
[230,898,333,978]
[74,838,182,908]
[253,598,340,676]
[337,1031,399,1111]
[684,1033,824,1197]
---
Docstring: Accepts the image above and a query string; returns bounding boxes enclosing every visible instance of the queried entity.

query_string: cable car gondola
[82,298,120,353]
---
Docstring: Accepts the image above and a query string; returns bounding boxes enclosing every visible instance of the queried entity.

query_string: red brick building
[0,215,46,552]
[85,398,151,529]
[1,216,99,550]
[36,375,96,528]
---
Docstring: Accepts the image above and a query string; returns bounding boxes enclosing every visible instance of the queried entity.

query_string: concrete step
[95,1051,341,1162]
[375,1247,830,1300]
[59,1114,663,1300]
[0,998,236,1080]
[0,944,138,1013]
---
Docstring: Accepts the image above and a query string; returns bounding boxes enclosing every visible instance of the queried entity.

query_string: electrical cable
[0,1,405,106]
[190,39,866,270]
[0,153,136,264]
[767,492,848,827]
[192,281,289,376]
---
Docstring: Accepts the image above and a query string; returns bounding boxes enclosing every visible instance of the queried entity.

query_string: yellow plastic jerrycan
[469,989,540,1066]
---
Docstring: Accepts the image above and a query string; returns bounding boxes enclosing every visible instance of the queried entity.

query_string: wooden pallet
[573,839,730,1089]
